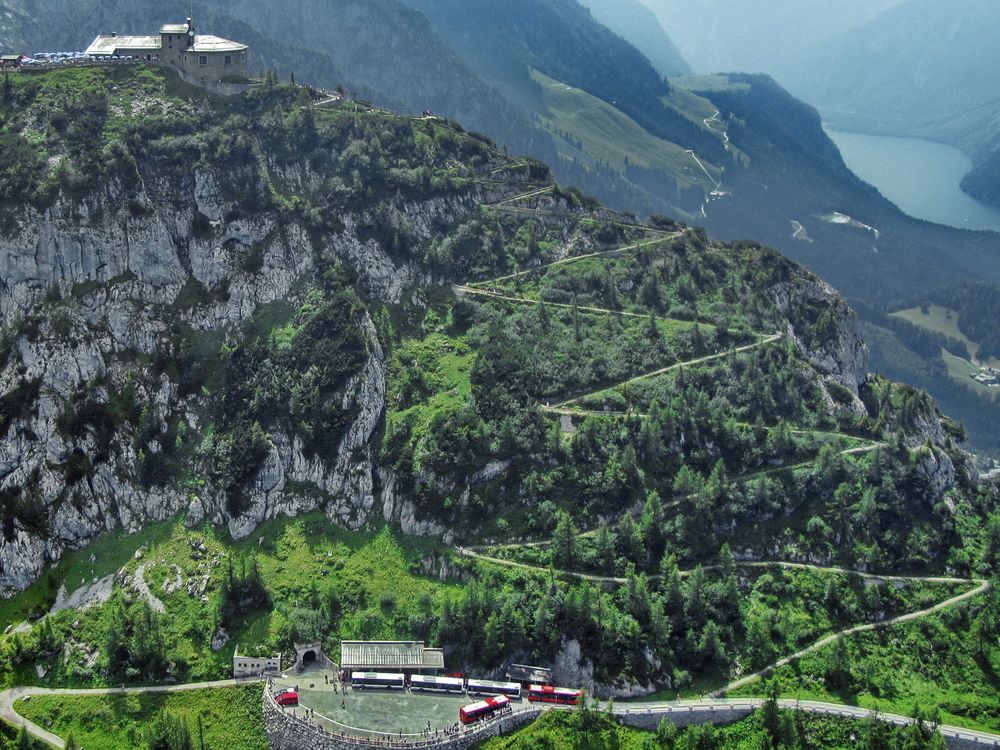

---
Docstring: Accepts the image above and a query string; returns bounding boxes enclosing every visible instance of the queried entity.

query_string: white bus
[465,679,521,697]
[351,672,406,690]
[410,675,465,693]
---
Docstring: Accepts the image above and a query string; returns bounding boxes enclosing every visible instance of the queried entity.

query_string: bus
[526,685,582,705]
[410,675,465,693]
[459,695,511,724]
[465,679,521,697]
[351,672,406,690]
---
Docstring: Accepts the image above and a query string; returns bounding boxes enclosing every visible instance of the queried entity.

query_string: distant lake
[825,128,1000,233]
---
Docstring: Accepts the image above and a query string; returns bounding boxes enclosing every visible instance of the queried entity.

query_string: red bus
[526,685,581,705]
[274,689,299,706]
[459,695,511,724]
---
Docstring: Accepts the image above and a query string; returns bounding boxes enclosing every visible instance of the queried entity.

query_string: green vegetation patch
[0,517,456,689]
[732,589,1000,734]
[15,685,267,750]
[478,701,946,750]
[529,69,718,191]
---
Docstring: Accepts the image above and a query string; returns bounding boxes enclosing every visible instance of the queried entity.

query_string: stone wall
[616,704,756,731]
[263,687,1000,750]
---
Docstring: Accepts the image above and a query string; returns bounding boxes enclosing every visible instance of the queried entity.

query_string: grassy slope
[529,70,719,190]
[941,351,999,399]
[890,306,976,354]
[0,517,457,688]
[888,306,1000,397]
[15,686,267,750]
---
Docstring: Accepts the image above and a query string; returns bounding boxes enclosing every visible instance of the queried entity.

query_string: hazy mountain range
[639,0,1000,211]
[637,0,905,79]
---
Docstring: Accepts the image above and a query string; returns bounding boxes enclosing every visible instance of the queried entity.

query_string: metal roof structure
[340,641,445,671]
[191,35,248,53]
[86,35,160,56]
[506,664,552,684]
[86,19,247,57]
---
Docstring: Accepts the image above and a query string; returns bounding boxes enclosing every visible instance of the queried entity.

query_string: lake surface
[825,128,1000,233]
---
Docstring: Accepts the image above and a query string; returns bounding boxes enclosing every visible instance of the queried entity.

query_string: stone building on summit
[85,18,248,90]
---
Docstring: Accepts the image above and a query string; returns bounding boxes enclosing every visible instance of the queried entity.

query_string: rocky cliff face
[0,153,489,594]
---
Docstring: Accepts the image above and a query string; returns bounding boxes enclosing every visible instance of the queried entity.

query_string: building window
[199,55,207,65]
[224,55,232,65]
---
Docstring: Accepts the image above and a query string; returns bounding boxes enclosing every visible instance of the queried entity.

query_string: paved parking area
[271,666,523,738]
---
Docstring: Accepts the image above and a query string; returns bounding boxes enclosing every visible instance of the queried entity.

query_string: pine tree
[761,680,781,746]
[717,544,740,619]
[595,523,615,572]
[698,621,726,666]
[537,299,551,332]
[17,724,30,750]
[639,491,665,559]
[824,635,852,690]
[551,511,579,569]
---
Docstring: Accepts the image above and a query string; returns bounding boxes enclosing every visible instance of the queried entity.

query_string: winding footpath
[551,333,783,408]
[0,679,263,749]
[709,577,991,698]
[454,285,691,323]
[462,234,675,287]
[457,547,991,709]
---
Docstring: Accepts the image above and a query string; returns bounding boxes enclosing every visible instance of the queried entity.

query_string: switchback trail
[456,545,988,705]
[454,285,696,326]
[455,548,969,588]
[489,185,554,206]
[551,333,784,408]
[709,577,991,697]
[464,234,676,287]
[703,109,731,150]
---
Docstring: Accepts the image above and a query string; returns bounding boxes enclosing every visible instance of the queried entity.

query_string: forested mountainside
[963,140,1000,210]
[577,0,690,78]
[0,66,998,725]
[0,65,994,604]
[677,74,1000,453]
